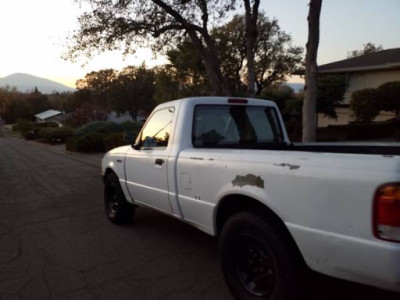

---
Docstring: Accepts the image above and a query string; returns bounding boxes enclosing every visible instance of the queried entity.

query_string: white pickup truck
[101,97,400,299]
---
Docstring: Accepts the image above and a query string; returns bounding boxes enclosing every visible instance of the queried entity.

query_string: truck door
[124,106,175,213]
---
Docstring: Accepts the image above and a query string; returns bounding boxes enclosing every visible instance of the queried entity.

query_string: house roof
[318,48,400,74]
[34,109,62,120]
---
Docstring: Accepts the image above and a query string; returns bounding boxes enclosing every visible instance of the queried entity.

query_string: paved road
[0,131,399,300]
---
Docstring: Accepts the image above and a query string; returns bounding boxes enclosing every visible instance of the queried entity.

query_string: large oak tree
[66,0,241,96]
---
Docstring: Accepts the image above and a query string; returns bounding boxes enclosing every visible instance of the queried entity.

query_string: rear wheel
[219,211,304,300]
[104,173,134,224]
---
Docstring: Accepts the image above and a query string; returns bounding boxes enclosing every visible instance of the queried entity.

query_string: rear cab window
[192,105,284,148]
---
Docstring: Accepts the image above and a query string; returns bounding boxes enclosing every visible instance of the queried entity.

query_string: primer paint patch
[274,163,300,170]
[232,174,265,188]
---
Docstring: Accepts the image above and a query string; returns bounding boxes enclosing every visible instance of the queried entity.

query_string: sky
[0,0,399,88]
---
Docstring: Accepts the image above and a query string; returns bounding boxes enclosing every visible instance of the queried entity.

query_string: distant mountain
[0,73,75,94]
[285,83,304,93]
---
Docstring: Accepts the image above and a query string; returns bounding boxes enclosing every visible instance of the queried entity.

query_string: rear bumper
[287,223,400,292]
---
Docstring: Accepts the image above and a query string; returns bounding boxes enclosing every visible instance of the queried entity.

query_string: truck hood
[104,145,131,156]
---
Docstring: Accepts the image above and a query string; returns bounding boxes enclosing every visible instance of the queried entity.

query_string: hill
[285,83,304,93]
[0,73,75,94]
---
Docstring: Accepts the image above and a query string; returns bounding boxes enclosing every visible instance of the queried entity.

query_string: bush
[103,132,126,151]
[13,119,33,134]
[74,121,122,137]
[39,127,73,143]
[22,130,37,140]
[377,81,400,116]
[66,133,106,153]
[120,120,142,135]
[350,88,380,123]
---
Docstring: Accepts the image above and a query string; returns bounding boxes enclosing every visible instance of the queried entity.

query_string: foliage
[165,14,303,97]
[120,120,142,136]
[66,133,106,153]
[153,67,182,104]
[103,132,126,151]
[317,74,347,119]
[377,81,400,116]
[110,65,156,118]
[165,42,210,96]
[261,84,302,141]
[13,118,33,134]
[71,103,108,127]
[38,127,74,143]
[0,87,51,123]
[347,43,383,58]
[65,0,241,95]
[74,121,122,137]
[350,88,380,123]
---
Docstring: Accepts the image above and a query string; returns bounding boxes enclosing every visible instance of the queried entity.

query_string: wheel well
[215,195,306,265]
[103,168,115,182]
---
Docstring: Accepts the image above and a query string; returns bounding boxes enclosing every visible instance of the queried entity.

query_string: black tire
[219,211,304,300]
[104,172,135,224]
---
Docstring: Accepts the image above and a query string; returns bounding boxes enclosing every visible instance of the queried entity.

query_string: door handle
[155,158,164,166]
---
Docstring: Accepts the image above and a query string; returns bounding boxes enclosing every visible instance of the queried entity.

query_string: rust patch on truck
[274,163,300,170]
[232,174,264,188]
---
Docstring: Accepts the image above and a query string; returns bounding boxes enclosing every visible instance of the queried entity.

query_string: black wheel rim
[106,183,119,215]
[235,235,276,297]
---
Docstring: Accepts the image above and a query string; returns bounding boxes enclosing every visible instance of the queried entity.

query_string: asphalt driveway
[0,131,398,300]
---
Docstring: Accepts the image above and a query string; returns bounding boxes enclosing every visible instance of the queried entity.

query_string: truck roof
[159,96,277,108]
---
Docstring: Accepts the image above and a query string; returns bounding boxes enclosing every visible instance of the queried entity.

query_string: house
[317,48,400,127]
[34,109,64,124]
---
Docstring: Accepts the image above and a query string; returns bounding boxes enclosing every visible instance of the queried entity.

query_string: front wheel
[104,173,135,224]
[219,211,304,300]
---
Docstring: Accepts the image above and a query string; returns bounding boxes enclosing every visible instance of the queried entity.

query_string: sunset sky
[0,0,399,88]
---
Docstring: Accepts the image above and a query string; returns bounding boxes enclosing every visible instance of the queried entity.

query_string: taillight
[373,183,400,242]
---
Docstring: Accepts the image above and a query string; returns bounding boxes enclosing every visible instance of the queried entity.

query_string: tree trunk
[202,52,232,96]
[302,0,322,142]
[244,0,260,97]
[187,30,232,96]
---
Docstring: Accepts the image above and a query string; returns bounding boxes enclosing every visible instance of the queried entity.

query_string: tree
[317,74,346,119]
[302,0,322,142]
[213,14,303,95]
[350,88,380,123]
[76,69,118,109]
[66,0,240,96]
[110,65,156,118]
[377,81,400,117]
[347,42,383,58]
[154,66,181,104]
[166,41,209,94]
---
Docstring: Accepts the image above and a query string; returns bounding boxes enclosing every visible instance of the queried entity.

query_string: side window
[140,107,174,148]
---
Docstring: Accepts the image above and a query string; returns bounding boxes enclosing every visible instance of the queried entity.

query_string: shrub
[74,121,122,137]
[350,88,380,123]
[13,119,33,134]
[103,132,126,151]
[22,130,37,140]
[377,81,400,116]
[120,120,142,136]
[66,133,106,153]
[39,127,73,143]
[34,122,59,128]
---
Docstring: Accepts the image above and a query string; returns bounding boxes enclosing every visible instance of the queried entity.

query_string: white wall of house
[318,109,395,127]
[318,69,400,127]
[343,69,400,104]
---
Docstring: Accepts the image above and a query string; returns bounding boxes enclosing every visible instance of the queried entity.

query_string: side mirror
[123,133,136,145]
